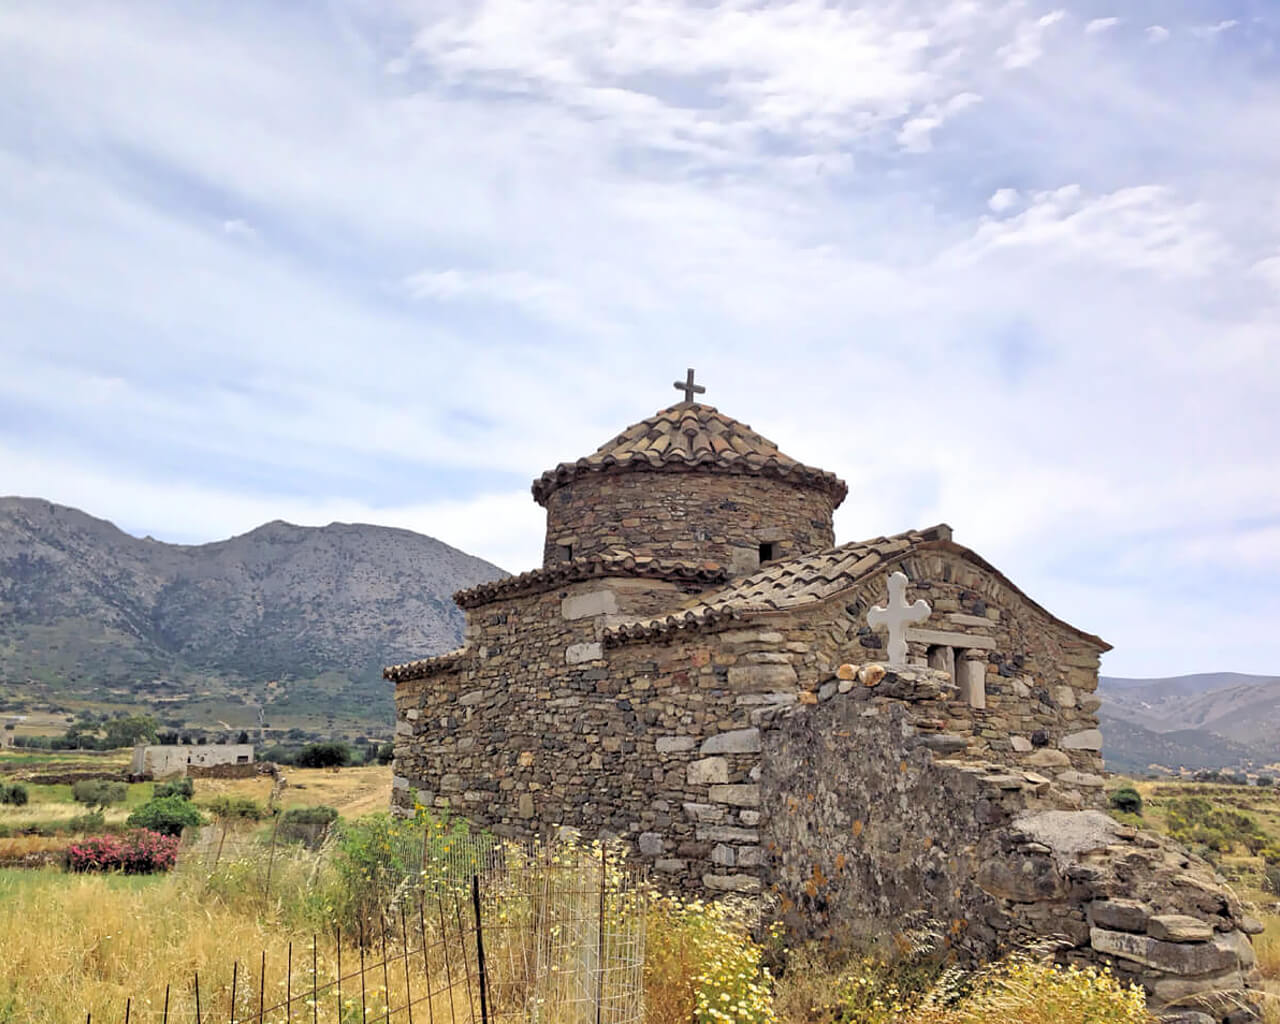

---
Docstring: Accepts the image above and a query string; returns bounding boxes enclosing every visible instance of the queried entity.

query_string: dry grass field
[0,750,1276,1023]
[197,763,392,819]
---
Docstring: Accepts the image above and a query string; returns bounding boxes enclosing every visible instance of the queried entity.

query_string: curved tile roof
[603,524,1110,650]
[453,549,728,609]
[384,648,470,683]
[531,402,848,507]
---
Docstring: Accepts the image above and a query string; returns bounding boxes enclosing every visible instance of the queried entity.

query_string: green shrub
[126,796,205,837]
[153,777,194,800]
[330,812,472,936]
[67,812,106,833]
[1256,776,1275,788]
[1108,787,1143,815]
[0,783,28,807]
[1165,796,1268,854]
[71,780,127,812]
[258,744,298,766]
[295,742,351,768]
[280,805,339,826]
[277,805,339,847]
[1264,864,1280,896]
[206,795,265,822]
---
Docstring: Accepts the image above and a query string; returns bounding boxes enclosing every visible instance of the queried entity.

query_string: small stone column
[957,650,986,709]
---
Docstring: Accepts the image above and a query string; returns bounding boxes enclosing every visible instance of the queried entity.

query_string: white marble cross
[867,571,931,667]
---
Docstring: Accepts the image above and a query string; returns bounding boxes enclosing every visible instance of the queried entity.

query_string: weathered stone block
[1058,770,1106,789]
[687,757,729,785]
[711,843,735,866]
[695,826,759,843]
[727,664,798,691]
[736,846,763,867]
[656,735,698,754]
[1149,969,1244,1004]
[1089,900,1151,933]
[1148,916,1214,943]
[702,873,761,893]
[565,642,603,665]
[1216,928,1255,969]
[654,858,686,874]
[700,728,762,755]
[561,590,618,620]
[683,802,726,823]
[905,627,996,649]
[708,784,760,807]
[1010,736,1033,752]
[977,855,1065,902]
[1060,729,1103,751]
[638,831,664,855]
[392,775,410,790]
[1026,749,1071,767]
[1089,928,1238,975]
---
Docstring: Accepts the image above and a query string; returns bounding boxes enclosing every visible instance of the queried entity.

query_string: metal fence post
[471,876,489,1024]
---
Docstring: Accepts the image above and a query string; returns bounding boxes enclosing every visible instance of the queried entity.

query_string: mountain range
[2,495,1276,765]
[1098,672,1280,775]
[0,497,505,733]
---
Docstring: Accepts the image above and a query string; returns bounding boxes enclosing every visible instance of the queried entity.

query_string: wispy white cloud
[1146,25,1170,43]
[998,9,1067,69]
[1085,17,1121,34]
[404,268,608,334]
[987,188,1021,213]
[1191,20,1239,39]
[222,218,257,240]
[949,185,1228,277]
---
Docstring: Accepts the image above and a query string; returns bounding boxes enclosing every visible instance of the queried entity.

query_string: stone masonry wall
[787,546,1109,806]
[541,472,835,572]
[393,547,1107,894]
[759,669,1263,1023]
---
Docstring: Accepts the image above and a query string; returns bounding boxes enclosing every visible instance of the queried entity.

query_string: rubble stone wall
[788,546,1109,804]
[760,674,1263,1023]
[392,548,1106,892]
[541,472,836,572]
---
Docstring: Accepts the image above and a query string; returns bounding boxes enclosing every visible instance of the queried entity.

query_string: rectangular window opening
[758,542,777,564]
[557,544,573,562]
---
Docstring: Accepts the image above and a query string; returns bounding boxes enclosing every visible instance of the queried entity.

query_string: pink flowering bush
[66,829,179,874]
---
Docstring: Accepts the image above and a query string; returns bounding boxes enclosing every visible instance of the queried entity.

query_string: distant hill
[1099,672,1280,775]
[0,497,506,732]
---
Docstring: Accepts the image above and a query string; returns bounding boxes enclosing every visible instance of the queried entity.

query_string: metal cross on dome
[673,368,706,403]
[867,571,931,668]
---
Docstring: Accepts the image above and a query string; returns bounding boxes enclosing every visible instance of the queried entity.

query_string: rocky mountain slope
[0,497,506,730]
[1099,672,1280,774]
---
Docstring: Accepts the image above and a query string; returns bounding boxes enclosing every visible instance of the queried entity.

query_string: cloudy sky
[2,1,1278,677]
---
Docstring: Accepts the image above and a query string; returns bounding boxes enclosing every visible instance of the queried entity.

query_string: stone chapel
[387,376,1261,1021]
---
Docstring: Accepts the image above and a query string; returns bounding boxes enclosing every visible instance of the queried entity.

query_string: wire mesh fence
[84,833,646,1024]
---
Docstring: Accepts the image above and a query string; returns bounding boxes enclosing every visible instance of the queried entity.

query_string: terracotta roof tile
[602,523,1109,650]
[452,550,728,610]
[384,648,470,683]
[532,403,848,507]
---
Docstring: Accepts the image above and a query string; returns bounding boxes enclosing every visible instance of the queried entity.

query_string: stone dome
[534,403,847,572]
[531,403,847,507]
